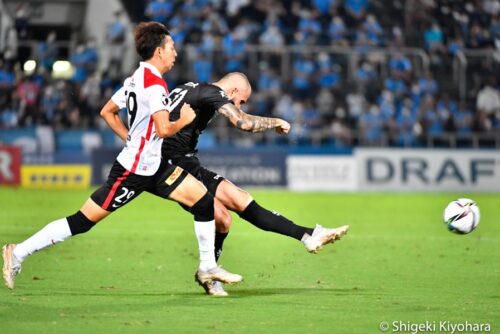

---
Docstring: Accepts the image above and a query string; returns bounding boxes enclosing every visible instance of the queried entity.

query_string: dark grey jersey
[162,82,231,157]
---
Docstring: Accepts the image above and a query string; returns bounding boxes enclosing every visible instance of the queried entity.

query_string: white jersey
[112,62,169,176]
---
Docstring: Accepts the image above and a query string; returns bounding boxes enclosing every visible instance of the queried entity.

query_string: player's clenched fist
[179,103,196,125]
[275,118,291,134]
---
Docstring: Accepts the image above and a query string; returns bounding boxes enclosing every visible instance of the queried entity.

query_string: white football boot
[195,273,229,297]
[195,266,242,285]
[2,244,22,289]
[302,225,349,254]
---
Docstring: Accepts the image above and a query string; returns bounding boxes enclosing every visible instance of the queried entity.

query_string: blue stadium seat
[0,128,37,144]
[55,130,87,153]
[100,129,121,148]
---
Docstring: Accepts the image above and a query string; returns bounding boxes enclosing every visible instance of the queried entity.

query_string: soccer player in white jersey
[2,22,242,291]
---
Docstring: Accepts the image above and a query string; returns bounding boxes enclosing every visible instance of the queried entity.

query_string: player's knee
[236,191,253,212]
[215,206,232,233]
[190,192,214,222]
[67,211,96,235]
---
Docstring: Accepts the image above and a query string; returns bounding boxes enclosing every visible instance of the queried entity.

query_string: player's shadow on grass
[177,287,374,298]
[11,287,372,298]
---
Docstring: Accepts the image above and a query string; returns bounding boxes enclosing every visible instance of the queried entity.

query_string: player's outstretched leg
[216,180,349,254]
[215,180,314,240]
[2,244,21,289]
[2,202,102,289]
[301,225,349,254]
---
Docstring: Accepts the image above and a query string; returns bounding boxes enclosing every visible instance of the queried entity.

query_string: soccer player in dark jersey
[161,72,349,296]
[2,23,242,291]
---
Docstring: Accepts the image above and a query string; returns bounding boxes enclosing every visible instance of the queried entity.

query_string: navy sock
[67,211,95,235]
[214,231,228,262]
[239,201,313,240]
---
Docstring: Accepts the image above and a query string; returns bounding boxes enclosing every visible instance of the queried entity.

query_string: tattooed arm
[217,103,291,134]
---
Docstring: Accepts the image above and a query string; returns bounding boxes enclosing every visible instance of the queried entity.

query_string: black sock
[214,231,228,262]
[67,211,95,235]
[238,201,314,241]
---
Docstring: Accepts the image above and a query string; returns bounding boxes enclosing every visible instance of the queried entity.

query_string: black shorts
[167,154,225,196]
[91,160,188,212]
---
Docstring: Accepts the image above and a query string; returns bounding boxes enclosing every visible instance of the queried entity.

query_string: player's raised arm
[153,102,195,138]
[100,98,129,142]
[211,72,290,134]
[218,102,290,134]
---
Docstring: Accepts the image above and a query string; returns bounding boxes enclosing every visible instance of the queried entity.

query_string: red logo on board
[0,146,21,185]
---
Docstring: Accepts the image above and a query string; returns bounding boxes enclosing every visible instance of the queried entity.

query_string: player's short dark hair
[134,21,170,60]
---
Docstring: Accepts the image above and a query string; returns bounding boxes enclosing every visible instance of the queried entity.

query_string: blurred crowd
[1,0,500,147]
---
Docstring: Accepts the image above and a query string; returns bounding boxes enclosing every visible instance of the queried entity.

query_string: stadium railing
[454,49,500,100]
[183,44,430,85]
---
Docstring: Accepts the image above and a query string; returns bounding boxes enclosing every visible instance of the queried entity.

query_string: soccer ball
[443,198,480,234]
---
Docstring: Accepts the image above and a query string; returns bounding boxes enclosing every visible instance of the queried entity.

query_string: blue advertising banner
[198,148,287,187]
[90,148,287,186]
[91,148,120,185]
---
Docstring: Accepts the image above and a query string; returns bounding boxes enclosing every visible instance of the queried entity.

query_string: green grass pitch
[0,188,498,334]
